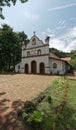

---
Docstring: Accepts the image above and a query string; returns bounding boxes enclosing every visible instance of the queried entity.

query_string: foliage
[22,112,28,119]
[24,101,36,113]
[27,111,44,130]
[49,48,70,58]
[28,110,44,123]
[17,31,29,45]
[57,106,76,130]
[0,24,29,73]
[37,95,45,103]
[18,101,44,130]
[0,0,28,19]
[47,95,52,104]
[18,78,76,130]
[70,50,76,70]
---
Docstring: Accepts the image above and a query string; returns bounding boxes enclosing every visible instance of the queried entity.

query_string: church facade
[15,34,71,75]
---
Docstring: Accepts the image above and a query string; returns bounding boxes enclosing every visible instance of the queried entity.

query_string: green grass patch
[67,78,76,109]
[18,77,76,130]
[35,77,76,130]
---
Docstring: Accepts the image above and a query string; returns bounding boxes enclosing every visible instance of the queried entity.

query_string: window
[37,49,41,55]
[32,38,36,45]
[53,63,57,68]
[27,51,30,56]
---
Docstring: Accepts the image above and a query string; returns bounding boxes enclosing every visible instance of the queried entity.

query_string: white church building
[15,33,71,75]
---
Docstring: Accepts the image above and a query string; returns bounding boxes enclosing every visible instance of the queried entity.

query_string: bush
[28,110,44,130]
[17,109,23,120]
[22,112,28,119]
[47,95,52,104]
[37,95,45,103]
[24,101,36,113]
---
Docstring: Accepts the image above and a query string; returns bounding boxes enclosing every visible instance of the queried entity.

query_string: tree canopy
[0,0,28,19]
[18,31,29,45]
[0,24,29,73]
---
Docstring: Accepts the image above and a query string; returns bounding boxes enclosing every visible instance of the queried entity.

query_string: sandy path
[0,74,57,130]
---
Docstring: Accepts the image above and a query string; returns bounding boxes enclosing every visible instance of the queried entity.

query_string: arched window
[32,38,36,45]
[53,63,57,68]
[37,49,41,55]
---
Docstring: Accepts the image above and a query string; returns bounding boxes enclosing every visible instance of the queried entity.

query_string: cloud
[48,3,76,11]
[49,38,65,50]
[24,11,40,20]
[49,27,76,52]
[70,18,76,22]
[42,25,76,52]
[67,27,76,39]
[42,21,67,39]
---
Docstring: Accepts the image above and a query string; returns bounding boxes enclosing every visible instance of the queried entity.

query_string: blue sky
[0,0,76,52]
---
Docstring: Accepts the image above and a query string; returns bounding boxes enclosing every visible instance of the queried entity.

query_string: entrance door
[25,64,29,73]
[31,61,37,73]
[40,63,45,74]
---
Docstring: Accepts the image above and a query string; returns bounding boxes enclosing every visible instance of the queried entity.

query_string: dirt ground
[0,74,58,130]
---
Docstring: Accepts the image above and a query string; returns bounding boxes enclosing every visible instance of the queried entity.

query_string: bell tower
[45,36,50,45]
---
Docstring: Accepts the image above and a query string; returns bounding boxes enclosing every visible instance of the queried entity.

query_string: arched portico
[39,62,45,74]
[25,64,29,73]
[31,61,37,73]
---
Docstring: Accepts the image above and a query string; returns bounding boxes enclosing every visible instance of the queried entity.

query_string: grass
[18,76,76,130]
[67,79,76,109]
[32,76,76,130]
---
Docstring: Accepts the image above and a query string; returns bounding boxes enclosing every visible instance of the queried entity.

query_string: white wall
[26,36,44,49]
[22,35,49,58]
[21,55,50,74]
[22,45,49,57]
[49,58,65,74]
[15,62,22,73]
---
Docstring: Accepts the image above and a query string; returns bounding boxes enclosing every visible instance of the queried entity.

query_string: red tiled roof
[61,57,71,63]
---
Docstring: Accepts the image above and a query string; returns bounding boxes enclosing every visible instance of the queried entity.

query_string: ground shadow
[0,92,25,130]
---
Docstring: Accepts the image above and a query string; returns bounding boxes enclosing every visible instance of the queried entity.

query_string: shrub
[17,109,23,120]
[47,95,52,104]
[24,101,36,113]
[37,95,45,103]
[28,110,44,130]
[22,112,28,120]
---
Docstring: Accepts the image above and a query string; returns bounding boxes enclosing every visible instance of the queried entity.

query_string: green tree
[70,50,76,70]
[0,0,28,19]
[0,24,29,73]
[49,48,69,58]
[17,31,29,46]
[0,24,21,72]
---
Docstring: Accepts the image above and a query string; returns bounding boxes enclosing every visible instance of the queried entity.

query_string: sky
[0,0,76,52]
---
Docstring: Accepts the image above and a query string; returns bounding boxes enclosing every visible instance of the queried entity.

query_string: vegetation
[0,24,29,73]
[50,48,76,70]
[18,77,76,130]
[0,0,28,19]
[49,48,70,58]
[70,50,76,70]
